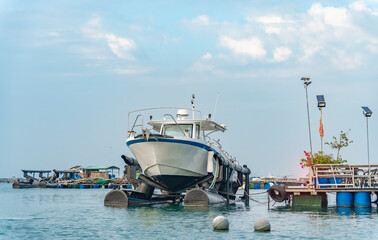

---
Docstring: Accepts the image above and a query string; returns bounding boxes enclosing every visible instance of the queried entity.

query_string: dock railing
[309,164,378,189]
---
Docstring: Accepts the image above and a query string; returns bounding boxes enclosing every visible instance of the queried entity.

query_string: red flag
[319,109,324,138]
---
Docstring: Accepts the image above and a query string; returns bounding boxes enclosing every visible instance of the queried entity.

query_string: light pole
[361,106,372,187]
[317,95,326,152]
[302,77,313,154]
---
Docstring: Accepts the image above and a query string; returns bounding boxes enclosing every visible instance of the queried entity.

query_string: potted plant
[300,151,347,187]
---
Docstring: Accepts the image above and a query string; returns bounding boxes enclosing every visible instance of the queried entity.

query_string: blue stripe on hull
[126,138,211,151]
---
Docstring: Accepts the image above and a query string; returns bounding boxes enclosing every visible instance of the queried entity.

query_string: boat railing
[162,114,186,136]
[209,138,236,163]
[129,114,144,135]
[127,107,203,137]
[309,164,378,188]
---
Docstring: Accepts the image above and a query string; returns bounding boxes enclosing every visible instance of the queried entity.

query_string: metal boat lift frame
[104,155,251,207]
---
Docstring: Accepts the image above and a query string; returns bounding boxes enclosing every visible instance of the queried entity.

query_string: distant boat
[12,179,39,189]
[38,181,59,188]
[12,170,51,189]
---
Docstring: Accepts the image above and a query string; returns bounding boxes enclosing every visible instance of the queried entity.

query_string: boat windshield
[164,124,193,138]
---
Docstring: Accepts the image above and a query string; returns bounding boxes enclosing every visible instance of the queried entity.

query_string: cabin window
[164,124,193,137]
[195,124,200,139]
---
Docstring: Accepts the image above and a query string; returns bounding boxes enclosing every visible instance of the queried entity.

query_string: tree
[325,129,353,160]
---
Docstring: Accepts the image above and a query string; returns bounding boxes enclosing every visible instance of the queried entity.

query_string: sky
[1,0,377,178]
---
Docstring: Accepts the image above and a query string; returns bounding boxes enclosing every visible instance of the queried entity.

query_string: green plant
[325,129,353,161]
[300,151,346,168]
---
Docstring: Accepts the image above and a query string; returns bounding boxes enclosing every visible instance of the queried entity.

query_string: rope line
[236,178,269,204]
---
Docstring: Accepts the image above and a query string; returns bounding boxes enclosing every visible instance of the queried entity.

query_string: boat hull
[12,181,39,189]
[127,137,211,191]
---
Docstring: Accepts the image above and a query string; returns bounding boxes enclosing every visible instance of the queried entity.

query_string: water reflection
[336,207,353,216]
[273,204,377,217]
[354,207,371,215]
[273,205,329,213]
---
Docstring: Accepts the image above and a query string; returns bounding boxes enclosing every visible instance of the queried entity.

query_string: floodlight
[362,106,372,117]
[301,77,311,86]
[316,95,326,108]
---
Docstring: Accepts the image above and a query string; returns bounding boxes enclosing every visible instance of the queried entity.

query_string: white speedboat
[126,96,243,192]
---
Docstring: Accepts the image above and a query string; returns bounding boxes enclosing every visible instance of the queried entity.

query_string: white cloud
[83,17,136,60]
[329,50,362,70]
[254,15,295,35]
[256,16,294,24]
[219,36,266,59]
[350,1,378,15]
[264,26,281,35]
[367,44,378,53]
[273,47,292,62]
[190,15,214,26]
[48,32,59,37]
[307,3,349,28]
[184,2,378,71]
[300,43,323,61]
[201,52,213,60]
[105,34,136,59]
[350,1,367,11]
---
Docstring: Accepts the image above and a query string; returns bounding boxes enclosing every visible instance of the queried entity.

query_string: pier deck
[268,164,378,207]
[286,187,377,195]
[284,164,378,194]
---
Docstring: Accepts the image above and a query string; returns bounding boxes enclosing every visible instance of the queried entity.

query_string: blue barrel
[125,185,132,189]
[330,177,342,186]
[316,178,330,188]
[354,192,371,208]
[79,184,86,189]
[255,183,260,189]
[264,183,271,190]
[336,192,354,207]
[92,185,100,189]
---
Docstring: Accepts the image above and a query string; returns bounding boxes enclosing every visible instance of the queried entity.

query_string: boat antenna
[191,94,195,120]
[212,92,219,121]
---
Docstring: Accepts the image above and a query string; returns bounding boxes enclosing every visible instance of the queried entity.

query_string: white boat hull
[126,137,211,191]
[127,138,209,177]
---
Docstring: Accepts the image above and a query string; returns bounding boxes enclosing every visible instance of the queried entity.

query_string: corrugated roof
[82,166,120,170]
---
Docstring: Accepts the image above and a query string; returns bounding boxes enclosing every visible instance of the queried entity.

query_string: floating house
[82,166,120,179]
[12,170,51,188]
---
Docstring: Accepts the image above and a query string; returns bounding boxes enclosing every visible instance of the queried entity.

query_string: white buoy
[254,218,271,232]
[212,216,229,230]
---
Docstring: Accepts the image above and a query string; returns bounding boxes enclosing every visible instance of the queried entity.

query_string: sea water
[0,183,377,239]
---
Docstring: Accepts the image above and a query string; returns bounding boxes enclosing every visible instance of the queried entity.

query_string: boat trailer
[104,155,251,207]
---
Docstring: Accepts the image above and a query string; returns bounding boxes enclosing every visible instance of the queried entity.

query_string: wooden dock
[268,164,378,207]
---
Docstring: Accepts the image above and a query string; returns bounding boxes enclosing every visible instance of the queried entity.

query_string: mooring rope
[208,156,219,190]
[244,190,269,204]
[236,178,269,204]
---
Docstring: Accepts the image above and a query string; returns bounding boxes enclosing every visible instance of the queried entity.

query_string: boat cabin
[21,170,51,181]
[147,119,226,139]
[128,108,227,140]
[82,166,120,179]
[52,169,82,180]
